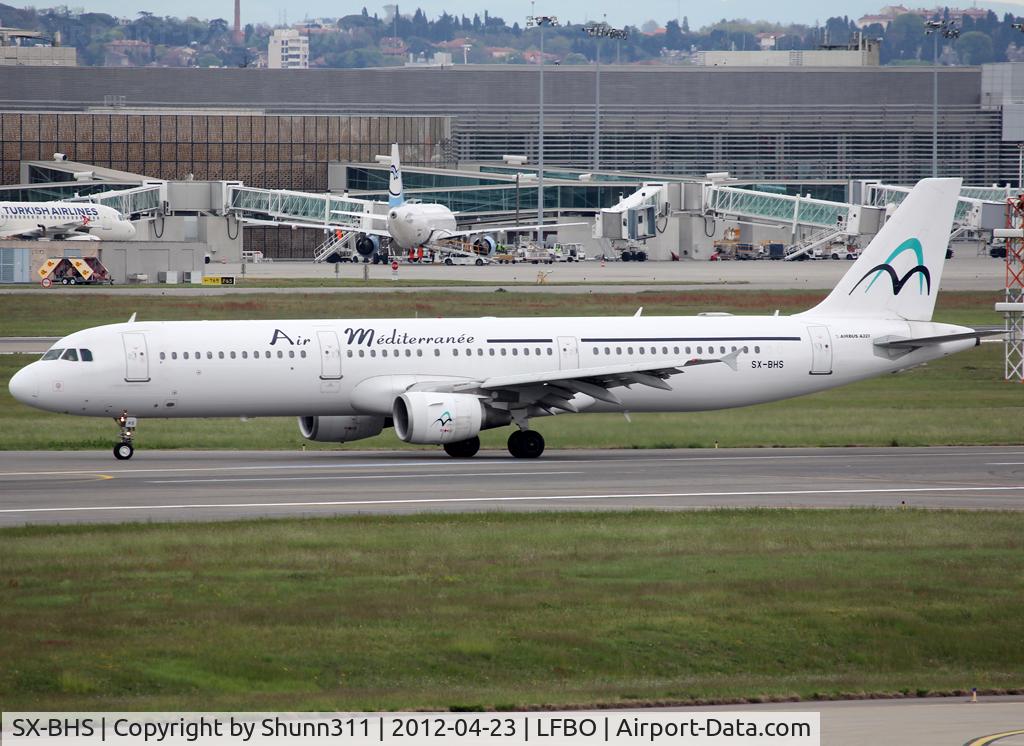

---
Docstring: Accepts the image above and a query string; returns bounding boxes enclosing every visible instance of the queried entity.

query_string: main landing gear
[113,410,136,460]
[507,429,544,459]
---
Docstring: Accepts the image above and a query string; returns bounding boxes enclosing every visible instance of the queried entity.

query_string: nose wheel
[507,429,544,459]
[113,411,137,460]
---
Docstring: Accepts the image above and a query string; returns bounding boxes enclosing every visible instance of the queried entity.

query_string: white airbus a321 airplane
[9,178,994,461]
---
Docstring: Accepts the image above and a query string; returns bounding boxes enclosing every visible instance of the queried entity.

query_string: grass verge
[1,510,1022,711]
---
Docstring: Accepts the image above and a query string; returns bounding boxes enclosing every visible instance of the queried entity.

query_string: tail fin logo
[848,238,931,297]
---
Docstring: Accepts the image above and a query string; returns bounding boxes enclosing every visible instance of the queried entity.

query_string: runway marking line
[1,485,1022,515]
[2,449,1024,478]
[148,470,583,484]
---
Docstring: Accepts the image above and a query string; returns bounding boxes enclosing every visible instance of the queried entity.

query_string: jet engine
[355,234,380,257]
[472,235,497,256]
[298,415,386,443]
[392,392,487,444]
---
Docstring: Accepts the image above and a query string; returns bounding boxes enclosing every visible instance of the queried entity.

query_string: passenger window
[41,348,63,361]
[230,351,236,359]
[434,349,440,357]
[277,351,283,358]
[743,346,749,353]
[61,349,78,361]
[686,346,691,354]
[206,352,213,359]
[172,352,178,360]
[218,351,224,359]
[697,347,703,354]
[755,346,761,353]
[370,350,377,357]
[195,352,200,359]
[512,349,518,356]
[383,349,389,357]
[417,349,423,357]
[547,348,553,356]
[300,350,307,358]
[478,348,484,356]
[406,350,412,357]
[662,346,668,355]
[452,350,458,357]
[358,350,365,358]
[673,346,679,354]
[616,347,622,355]
[264,351,271,359]
[242,351,248,359]
[160,352,166,361]
[604,347,610,355]
[80,349,93,361]
[500,349,507,356]
[184,352,190,360]
[627,347,634,355]
[289,350,295,358]
[535,347,541,356]
[489,349,495,356]
[524,348,530,356]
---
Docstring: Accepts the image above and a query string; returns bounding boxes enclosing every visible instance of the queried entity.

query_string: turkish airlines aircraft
[9,178,994,461]
[0,202,136,241]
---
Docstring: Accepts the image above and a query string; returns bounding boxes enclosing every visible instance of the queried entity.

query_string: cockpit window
[41,348,64,361]
[80,349,93,362]
[61,349,79,361]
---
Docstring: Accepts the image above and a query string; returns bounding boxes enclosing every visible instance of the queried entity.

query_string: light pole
[583,19,628,172]
[925,19,959,178]
[527,10,558,242]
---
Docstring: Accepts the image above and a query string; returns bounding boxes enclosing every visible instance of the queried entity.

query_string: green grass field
[2,510,1022,711]
[0,290,1017,451]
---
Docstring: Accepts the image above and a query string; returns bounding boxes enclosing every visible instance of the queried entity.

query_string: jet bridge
[864,183,1008,233]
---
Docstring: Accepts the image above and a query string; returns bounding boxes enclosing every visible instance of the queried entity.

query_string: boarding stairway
[784,226,848,261]
[313,231,359,262]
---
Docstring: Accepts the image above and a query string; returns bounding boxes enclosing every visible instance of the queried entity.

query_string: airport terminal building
[2,63,1024,187]
[3,63,1024,266]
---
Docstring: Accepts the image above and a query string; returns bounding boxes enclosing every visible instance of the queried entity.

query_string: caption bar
[3,712,819,745]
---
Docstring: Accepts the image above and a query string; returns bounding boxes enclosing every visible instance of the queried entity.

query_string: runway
[2,445,1024,526]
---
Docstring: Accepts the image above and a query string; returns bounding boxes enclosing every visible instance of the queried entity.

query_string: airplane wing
[434,222,587,240]
[407,353,740,413]
[0,221,90,240]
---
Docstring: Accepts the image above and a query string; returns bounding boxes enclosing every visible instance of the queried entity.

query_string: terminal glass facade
[0,112,450,191]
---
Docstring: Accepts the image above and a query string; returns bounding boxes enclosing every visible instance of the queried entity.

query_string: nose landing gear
[113,410,136,460]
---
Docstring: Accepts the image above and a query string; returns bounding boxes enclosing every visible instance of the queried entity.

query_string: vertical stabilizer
[800,177,961,321]
[388,143,404,207]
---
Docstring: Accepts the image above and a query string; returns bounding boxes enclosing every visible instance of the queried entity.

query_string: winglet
[127,312,137,323]
[720,349,740,371]
[634,307,643,317]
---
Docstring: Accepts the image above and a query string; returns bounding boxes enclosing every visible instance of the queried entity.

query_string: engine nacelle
[355,234,380,257]
[472,235,497,255]
[392,392,484,444]
[298,415,385,443]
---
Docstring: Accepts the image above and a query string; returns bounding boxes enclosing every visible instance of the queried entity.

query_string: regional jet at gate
[0,201,135,241]
[9,178,997,460]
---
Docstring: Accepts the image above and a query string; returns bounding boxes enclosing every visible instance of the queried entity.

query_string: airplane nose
[9,364,39,404]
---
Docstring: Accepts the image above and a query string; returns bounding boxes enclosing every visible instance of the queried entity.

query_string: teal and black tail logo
[848,238,931,296]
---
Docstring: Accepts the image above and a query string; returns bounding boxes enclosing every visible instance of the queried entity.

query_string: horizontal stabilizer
[874,329,1004,349]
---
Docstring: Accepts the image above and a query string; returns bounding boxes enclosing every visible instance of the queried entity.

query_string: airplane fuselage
[0,202,136,241]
